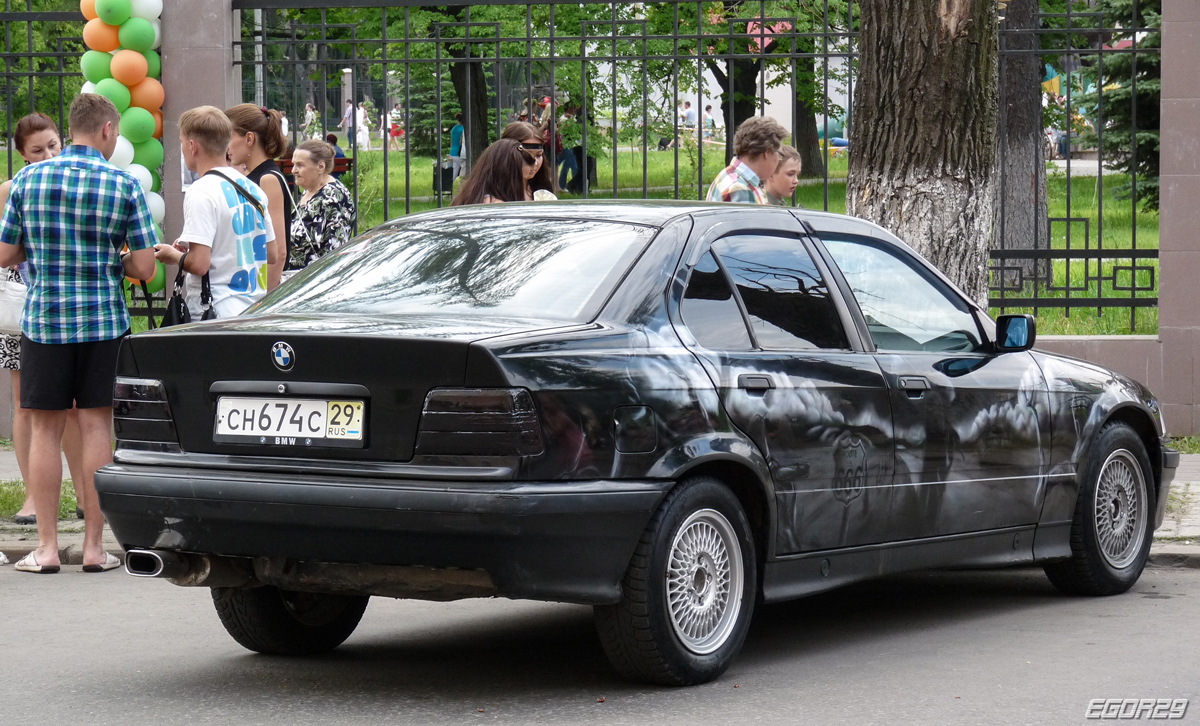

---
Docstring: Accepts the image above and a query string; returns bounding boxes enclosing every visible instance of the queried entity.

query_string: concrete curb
[1148,544,1200,569]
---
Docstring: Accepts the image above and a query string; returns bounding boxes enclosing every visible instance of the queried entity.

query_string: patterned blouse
[288,179,356,269]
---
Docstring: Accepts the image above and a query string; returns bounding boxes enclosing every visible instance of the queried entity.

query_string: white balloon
[150,19,162,50]
[128,163,153,191]
[81,81,97,95]
[110,136,135,168]
[146,191,165,224]
[129,0,162,20]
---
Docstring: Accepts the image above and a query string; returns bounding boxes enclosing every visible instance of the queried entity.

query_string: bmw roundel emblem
[271,341,295,371]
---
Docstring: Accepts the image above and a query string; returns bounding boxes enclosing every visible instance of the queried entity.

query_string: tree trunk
[996,0,1049,287]
[846,0,999,305]
[705,56,763,164]
[794,94,826,179]
[444,8,492,168]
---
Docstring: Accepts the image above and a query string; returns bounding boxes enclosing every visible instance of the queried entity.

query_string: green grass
[0,479,78,520]
[1169,437,1200,455]
[989,173,1160,335]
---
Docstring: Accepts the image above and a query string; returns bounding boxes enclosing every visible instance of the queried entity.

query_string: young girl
[763,145,802,207]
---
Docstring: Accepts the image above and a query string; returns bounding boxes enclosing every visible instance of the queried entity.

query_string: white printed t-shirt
[177,167,274,319]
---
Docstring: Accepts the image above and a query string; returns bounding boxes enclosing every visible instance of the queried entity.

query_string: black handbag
[160,252,192,327]
[160,253,215,326]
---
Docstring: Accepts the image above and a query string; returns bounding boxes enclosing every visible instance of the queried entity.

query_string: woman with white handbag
[0,113,85,525]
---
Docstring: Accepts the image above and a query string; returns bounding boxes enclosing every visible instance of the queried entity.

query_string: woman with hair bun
[225,103,292,291]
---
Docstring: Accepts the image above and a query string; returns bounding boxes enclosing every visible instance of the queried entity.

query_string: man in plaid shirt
[0,94,157,573]
[705,116,790,205]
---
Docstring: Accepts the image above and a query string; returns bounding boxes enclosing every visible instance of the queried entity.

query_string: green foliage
[0,1,86,150]
[1076,0,1161,211]
[393,66,460,158]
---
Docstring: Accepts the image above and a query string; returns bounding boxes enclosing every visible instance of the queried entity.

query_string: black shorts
[20,332,128,410]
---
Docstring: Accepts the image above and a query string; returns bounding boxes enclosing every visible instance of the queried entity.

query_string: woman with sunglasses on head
[224,104,292,292]
[500,121,558,200]
[0,113,86,526]
[452,138,549,206]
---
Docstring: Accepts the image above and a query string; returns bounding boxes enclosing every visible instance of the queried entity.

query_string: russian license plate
[214,397,365,447]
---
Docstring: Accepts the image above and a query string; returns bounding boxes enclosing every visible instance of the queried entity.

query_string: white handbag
[0,276,27,336]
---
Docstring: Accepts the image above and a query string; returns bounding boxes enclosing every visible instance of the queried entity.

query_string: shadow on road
[140,566,1080,701]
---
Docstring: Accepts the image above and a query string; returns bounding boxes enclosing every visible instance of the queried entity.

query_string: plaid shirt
[0,144,158,343]
[705,158,767,205]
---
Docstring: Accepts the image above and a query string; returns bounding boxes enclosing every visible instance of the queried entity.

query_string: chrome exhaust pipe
[125,549,190,579]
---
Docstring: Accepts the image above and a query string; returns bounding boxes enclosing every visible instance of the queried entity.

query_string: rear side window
[681,252,753,350]
[712,235,849,350]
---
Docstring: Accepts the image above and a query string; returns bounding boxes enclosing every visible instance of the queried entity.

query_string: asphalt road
[1,565,1197,726]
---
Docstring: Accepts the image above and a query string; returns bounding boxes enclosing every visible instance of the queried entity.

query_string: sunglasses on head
[520,142,545,152]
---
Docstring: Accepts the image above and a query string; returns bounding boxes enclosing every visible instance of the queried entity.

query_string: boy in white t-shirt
[154,106,274,319]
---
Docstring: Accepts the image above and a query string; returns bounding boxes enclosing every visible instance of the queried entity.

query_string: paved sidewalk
[1,450,1198,567]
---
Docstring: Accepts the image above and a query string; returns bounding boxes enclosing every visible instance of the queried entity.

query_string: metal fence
[1,1,1161,331]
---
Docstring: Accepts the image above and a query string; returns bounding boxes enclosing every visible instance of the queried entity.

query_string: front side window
[712,235,849,350]
[822,235,983,353]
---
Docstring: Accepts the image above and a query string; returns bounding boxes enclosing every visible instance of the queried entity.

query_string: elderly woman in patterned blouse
[287,140,357,270]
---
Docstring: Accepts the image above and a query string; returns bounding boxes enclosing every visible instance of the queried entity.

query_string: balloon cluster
[79,0,165,293]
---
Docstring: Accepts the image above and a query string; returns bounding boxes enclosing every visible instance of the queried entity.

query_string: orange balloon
[128,77,164,111]
[110,49,148,86]
[81,0,97,21]
[82,18,120,52]
[152,109,163,139]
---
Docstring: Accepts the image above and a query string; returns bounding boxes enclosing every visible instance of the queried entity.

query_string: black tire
[594,475,757,686]
[1043,422,1154,596]
[212,586,369,655]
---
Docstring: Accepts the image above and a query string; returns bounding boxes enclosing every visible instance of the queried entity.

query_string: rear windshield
[253,217,656,322]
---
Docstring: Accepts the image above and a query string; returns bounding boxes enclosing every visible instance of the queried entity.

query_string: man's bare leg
[27,408,68,567]
[63,408,85,504]
[75,406,113,567]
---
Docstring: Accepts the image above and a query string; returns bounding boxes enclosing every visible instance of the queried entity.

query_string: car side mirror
[994,314,1036,353]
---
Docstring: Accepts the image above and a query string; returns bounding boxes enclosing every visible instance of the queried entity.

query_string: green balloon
[143,49,161,79]
[118,17,154,53]
[131,138,163,170]
[95,0,132,25]
[94,78,130,113]
[120,106,155,143]
[150,168,161,193]
[80,50,112,84]
[145,260,166,294]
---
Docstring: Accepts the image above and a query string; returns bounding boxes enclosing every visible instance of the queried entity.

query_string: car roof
[375,199,749,229]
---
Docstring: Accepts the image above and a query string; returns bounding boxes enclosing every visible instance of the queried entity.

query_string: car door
[674,218,895,555]
[813,232,1051,541]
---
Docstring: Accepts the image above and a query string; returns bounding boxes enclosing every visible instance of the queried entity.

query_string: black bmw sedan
[97,201,1178,686]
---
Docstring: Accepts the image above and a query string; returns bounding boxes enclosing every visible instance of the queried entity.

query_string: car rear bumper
[94,463,671,605]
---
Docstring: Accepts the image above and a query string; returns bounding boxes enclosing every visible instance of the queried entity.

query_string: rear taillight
[415,388,544,457]
[113,377,181,453]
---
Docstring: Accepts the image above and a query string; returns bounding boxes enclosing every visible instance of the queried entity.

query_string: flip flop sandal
[14,552,60,574]
[82,552,122,573]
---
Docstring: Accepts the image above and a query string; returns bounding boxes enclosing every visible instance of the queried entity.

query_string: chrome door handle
[737,374,774,393]
[899,376,930,398]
